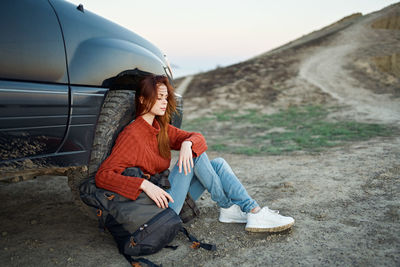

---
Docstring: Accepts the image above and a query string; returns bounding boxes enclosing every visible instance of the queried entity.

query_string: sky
[68,0,399,78]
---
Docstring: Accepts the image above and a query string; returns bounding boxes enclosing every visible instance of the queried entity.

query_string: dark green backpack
[79,169,215,267]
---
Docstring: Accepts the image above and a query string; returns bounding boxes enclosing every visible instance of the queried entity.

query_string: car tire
[67,90,137,211]
[88,90,137,178]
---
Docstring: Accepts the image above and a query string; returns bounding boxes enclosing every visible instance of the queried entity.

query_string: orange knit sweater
[95,115,208,200]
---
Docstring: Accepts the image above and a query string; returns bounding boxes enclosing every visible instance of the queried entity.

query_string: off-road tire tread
[87,90,136,178]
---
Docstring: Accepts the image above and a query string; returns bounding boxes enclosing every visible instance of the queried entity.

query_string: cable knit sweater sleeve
[95,126,144,200]
[168,124,208,156]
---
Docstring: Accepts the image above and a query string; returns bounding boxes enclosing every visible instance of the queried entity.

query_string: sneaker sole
[245,221,294,233]
[219,218,247,223]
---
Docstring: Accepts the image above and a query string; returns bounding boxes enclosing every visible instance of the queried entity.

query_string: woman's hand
[140,180,174,209]
[178,141,194,175]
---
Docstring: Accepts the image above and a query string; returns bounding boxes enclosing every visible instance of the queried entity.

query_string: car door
[0,0,69,162]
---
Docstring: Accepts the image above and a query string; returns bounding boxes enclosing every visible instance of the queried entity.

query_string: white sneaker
[245,207,294,232]
[219,204,247,223]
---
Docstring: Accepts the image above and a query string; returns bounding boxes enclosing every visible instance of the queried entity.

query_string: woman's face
[149,83,168,116]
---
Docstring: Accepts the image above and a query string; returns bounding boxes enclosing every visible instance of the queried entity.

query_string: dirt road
[299,10,400,125]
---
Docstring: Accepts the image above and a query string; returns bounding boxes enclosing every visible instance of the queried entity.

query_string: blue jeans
[166,152,258,214]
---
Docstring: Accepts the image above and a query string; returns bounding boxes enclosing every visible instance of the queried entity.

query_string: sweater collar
[137,115,160,135]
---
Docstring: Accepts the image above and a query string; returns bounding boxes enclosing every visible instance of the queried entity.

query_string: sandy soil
[1,3,400,267]
[1,138,399,266]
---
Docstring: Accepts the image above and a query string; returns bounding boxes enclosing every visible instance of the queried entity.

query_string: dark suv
[0,0,182,199]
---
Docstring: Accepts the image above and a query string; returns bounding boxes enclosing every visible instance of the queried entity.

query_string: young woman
[95,75,294,232]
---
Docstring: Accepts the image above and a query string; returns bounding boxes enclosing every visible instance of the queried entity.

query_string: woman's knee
[193,152,208,164]
[211,157,226,170]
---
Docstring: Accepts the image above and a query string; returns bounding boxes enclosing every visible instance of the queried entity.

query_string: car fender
[68,37,166,86]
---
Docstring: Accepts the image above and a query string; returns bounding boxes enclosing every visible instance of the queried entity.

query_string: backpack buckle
[129,236,137,248]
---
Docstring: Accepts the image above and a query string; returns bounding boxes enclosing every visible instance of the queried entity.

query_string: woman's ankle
[250,206,261,213]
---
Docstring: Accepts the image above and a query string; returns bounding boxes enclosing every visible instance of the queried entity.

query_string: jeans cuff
[243,201,259,213]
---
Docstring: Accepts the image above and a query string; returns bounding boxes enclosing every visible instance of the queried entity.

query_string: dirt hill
[182,3,400,124]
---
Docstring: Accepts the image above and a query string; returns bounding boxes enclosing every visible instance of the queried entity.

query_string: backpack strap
[122,227,216,266]
[179,194,200,223]
[164,245,178,250]
[95,208,110,232]
[121,167,171,189]
[123,254,162,267]
[122,245,177,267]
[180,227,217,251]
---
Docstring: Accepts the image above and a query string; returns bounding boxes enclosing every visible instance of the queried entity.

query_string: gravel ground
[1,137,399,266]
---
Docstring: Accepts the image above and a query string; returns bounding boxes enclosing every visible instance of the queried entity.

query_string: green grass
[182,106,396,156]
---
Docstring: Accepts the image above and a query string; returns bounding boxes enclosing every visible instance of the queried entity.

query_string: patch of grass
[232,146,262,156]
[210,143,229,152]
[182,106,396,155]
[183,116,214,131]
[215,109,237,121]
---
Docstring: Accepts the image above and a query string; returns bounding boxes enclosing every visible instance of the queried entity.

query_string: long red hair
[135,75,177,158]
